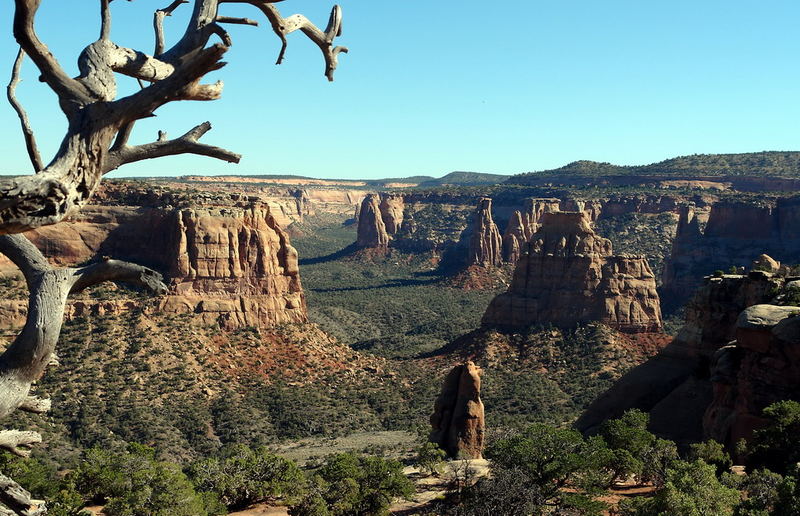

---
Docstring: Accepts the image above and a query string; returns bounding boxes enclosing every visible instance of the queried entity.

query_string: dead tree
[2,1,347,513]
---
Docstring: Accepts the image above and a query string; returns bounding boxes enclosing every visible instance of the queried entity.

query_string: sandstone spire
[356,194,390,248]
[468,197,502,267]
[430,361,485,459]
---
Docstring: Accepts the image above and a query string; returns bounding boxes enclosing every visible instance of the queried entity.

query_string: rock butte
[0,186,307,330]
[483,211,662,333]
[430,361,485,459]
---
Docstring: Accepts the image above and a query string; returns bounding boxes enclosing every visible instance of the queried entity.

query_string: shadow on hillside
[309,275,440,293]
[299,243,358,265]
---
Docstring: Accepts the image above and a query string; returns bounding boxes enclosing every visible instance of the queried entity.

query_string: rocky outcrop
[484,212,662,333]
[468,198,502,267]
[502,198,561,263]
[356,194,390,248]
[1,188,307,330]
[662,197,800,300]
[576,269,792,447]
[430,361,485,459]
[164,205,306,329]
[379,194,405,236]
[705,304,800,452]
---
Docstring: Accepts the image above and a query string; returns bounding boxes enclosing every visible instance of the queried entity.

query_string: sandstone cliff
[502,198,561,263]
[576,267,794,447]
[3,187,307,330]
[467,198,502,267]
[662,196,800,300]
[705,304,800,452]
[379,194,405,236]
[430,361,485,459]
[483,212,662,333]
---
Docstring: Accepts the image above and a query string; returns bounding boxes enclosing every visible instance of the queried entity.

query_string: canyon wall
[482,212,662,333]
[576,266,796,448]
[662,196,800,300]
[1,186,307,330]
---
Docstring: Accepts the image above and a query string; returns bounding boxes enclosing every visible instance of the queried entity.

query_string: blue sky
[1,1,798,179]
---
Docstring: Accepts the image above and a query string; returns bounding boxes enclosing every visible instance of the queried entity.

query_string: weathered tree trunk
[2,1,348,513]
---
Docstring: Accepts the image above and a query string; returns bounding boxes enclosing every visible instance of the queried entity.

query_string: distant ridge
[416,171,509,187]
[509,151,800,183]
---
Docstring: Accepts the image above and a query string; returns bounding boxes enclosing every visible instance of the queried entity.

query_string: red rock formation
[430,361,485,459]
[356,194,390,248]
[705,304,800,451]
[662,197,800,300]
[379,194,405,236]
[576,270,787,446]
[468,198,502,267]
[502,211,527,264]
[163,205,306,329]
[484,212,662,333]
[1,189,307,330]
[502,198,561,263]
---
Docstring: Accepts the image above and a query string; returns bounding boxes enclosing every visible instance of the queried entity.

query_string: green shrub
[746,401,800,475]
[188,444,304,509]
[619,460,739,516]
[74,443,221,516]
[690,440,733,476]
[289,453,413,516]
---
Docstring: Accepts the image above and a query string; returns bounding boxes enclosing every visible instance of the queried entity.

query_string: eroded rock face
[576,270,790,446]
[705,305,800,451]
[662,197,800,300]
[165,205,306,329]
[484,212,662,333]
[3,189,307,330]
[430,361,485,459]
[379,194,405,236]
[356,194,390,248]
[502,198,561,263]
[468,198,502,267]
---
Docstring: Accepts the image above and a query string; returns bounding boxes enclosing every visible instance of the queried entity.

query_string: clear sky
[1,1,798,179]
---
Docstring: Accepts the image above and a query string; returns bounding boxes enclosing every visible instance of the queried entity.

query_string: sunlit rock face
[468,197,502,267]
[430,361,485,460]
[483,211,662,333]
[2,187,307,330]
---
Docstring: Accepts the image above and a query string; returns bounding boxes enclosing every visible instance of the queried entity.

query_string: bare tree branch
[12,0,93,109]
[0,431,41,458]
[17,396,50,414]
[0,472,45,516]
[70,258,169,295]
[217,16,258,26]
[6,49,43,173]
[105,121,241,172]
[154,0,190,56]
[222,1,348,81]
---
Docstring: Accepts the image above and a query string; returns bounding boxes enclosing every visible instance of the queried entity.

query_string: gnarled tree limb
[104,122,240,172]
[6,49,42,173]
[0,473,45,516]
[3,0,347,235]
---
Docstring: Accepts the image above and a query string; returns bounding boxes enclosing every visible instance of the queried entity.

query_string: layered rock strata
[430,361,486,459]
[662,197,800,299]
[1,189,307,330]
[576,267,794,447]
[467,198,503,267]
[483,212,662,332]
[705,304,800,451]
